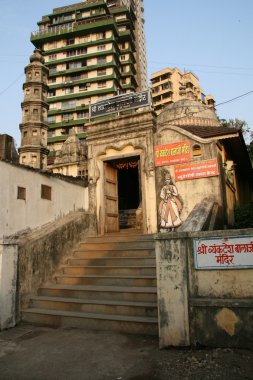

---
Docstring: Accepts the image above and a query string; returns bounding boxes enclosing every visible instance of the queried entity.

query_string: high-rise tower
[30,0,148,163]
[19,49,49,169]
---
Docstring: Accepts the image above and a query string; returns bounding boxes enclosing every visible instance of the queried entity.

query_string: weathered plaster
[0,160,88,239]
[0,243,18,329]
[156,237,190,347]
[86,111,158,234]
[215,308,240,336]
[156,223,253,349]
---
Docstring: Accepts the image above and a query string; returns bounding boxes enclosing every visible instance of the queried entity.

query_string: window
[77,111,88,119]
[97,57,106,64]
[82,11,90,18]
[41,185,52,200]
[23,131,27,138]
[66,87,74,94]
[79,84,87,92]
[62,101,76,110]
[70,74,81,81]
[121,66,128,73]
[121,78,127,85]
[97,44,106,51]
[48,54,57,61]
[64,14,73,21]
[66,50,76,57]
[49,66,57,74]
[192,144,202,157]
[31,155,37,163]
[66,48,86,57]
[48,90,55,97]
[68,61,86,69]
[48,77,56,84]
[98,81,106,89]
[120,42,126,50]
[32,129,38,136]
[47,116,55,124]
[120,55,126,61]
[35,71,40,77]
[76,48,87,55]
[34,88,39,96]
[66,38,75,45]
[96,32,106,40]
[17,187,26,200]
[97,69,106,76]
[62,113,73,121]
[21,156,26,164]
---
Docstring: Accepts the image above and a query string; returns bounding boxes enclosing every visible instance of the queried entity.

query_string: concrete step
[22,308,158,335]
[29,296,158,317]
[22,233,158,336]
[78,241,155,251]
[84,234,155,243]
[38,285,157,303]
[73,249,155,258]
[55,274,157,287]
[68,257,156,266]
[62,266,156,276]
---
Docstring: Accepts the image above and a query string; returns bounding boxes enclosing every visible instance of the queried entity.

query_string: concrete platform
[1,324,253,380]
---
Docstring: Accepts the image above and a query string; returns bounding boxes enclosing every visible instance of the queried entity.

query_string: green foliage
[234,203,253,229]
[220,118,253,166]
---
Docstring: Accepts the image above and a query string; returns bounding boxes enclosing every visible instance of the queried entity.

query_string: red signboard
[154,141,191,167]
[174,158,219,181]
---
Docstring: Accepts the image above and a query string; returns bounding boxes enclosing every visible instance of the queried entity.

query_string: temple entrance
[104,156,141,232]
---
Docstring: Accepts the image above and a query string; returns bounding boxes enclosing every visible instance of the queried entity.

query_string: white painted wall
[0,243,18,329]
[0,160,88,238]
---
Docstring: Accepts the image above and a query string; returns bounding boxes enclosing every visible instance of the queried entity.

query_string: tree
[219,118,253,165]
[220,118,250,136]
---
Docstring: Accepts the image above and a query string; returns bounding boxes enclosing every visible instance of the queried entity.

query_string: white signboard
[193,235,253,269]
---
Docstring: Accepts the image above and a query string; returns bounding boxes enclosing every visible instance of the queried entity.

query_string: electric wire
[0,73,24,97]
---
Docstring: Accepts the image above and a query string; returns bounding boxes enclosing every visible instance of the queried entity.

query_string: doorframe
[98,151,145,236]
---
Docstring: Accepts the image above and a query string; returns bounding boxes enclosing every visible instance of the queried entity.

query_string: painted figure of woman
[159,172,183,231]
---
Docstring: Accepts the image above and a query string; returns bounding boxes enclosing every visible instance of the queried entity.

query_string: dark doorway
[109,156,141,229]
[118,163,140,210]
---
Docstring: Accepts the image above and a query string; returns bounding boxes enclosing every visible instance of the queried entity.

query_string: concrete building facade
[151,67,215,115]
[30,0,148,163]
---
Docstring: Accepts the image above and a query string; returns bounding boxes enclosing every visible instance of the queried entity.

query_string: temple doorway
[104,156,141,232]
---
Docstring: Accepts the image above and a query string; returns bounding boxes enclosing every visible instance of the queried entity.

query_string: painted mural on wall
[158,171,183,232]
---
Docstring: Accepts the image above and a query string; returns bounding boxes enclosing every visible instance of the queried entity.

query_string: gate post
[155,233,190,348]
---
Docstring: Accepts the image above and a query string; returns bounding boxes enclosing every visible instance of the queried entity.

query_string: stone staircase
[22,231,158,335]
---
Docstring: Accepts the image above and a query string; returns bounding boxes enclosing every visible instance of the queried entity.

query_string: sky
[0,0,253,146]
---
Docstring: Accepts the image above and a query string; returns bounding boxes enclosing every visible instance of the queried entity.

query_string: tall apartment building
[151,67,215,115]
[30,0,147,160]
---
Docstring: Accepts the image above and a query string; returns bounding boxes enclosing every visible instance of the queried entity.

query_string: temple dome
[157,99,220,128]
[30,49,45,64]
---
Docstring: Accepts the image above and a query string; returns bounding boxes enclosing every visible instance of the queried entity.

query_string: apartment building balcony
[152,92,173,107]
[45,36,116,55]
[46,48,119,67]
[31,16,117,43]
[47,59,118,78]
[151,72,172,85]
[47,86,116,103]
[48,103,89,117]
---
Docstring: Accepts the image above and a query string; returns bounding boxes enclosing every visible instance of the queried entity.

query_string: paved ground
[0,324,253,380]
